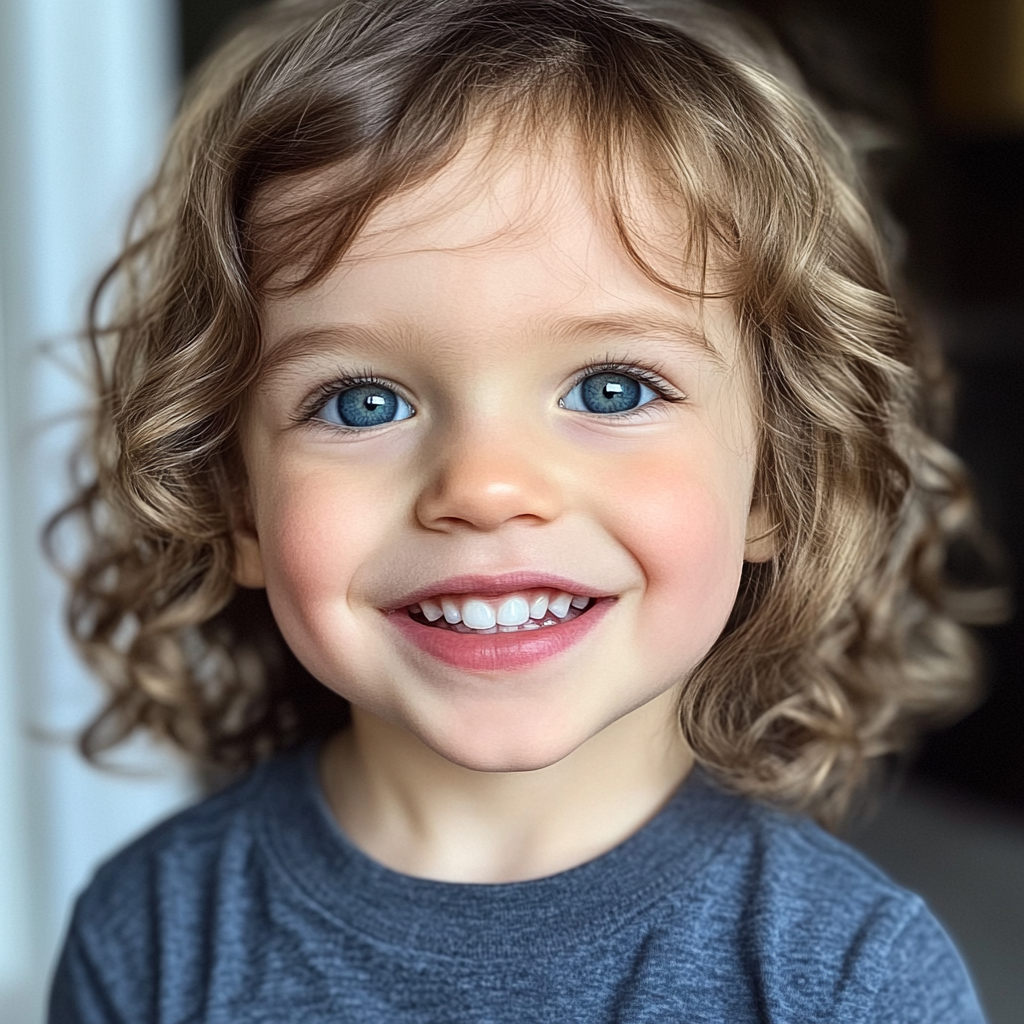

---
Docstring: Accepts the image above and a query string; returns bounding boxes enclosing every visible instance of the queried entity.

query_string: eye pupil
[581,372,641,414]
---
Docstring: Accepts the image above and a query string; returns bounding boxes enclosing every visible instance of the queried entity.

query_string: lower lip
[386,598,615,672]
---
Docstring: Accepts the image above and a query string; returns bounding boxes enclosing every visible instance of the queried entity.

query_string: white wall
[0,2,195,1021]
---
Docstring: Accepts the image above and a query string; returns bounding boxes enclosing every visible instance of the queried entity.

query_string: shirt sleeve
[47,915,130,1024]
[865,903,988,1024]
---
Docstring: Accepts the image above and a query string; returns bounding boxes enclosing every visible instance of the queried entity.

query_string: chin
[418,712,590,774]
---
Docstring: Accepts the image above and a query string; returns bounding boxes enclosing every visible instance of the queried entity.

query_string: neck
[319,690,693,883]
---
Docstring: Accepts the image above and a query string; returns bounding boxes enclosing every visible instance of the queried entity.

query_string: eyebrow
[258,321,416,383]
[258,309,721,382]
[545,312,720,360]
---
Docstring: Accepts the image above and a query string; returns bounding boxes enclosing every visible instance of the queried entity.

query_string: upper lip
[385,572,617,610]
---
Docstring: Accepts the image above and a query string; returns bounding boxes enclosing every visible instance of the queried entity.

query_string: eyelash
[295,370,409,430]
[295,358,687,432]
[564,357,687,418]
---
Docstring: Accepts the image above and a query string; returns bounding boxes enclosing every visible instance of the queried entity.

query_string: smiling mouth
[404,588,596,634]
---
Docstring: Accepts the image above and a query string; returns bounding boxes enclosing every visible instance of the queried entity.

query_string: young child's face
[235,131,769,772]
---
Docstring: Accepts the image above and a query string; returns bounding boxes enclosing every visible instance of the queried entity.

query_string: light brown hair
[53,0,999,826]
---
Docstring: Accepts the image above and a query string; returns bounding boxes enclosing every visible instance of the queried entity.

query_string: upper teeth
[411,589,591,628]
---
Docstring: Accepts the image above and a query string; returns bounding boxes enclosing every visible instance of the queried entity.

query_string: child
[49,0,991,1020]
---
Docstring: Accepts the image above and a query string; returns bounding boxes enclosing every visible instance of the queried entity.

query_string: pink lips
[386,596,615,672]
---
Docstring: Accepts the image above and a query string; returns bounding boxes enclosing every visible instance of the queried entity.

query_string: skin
[233,131,772,883]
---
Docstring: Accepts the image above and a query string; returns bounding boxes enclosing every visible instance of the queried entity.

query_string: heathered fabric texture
[49,745,986,1023]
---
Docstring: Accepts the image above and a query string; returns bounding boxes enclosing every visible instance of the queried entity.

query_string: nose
[414,420,565,533]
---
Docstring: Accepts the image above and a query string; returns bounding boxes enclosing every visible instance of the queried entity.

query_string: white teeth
[411,588,595,630]
[462,599,496,630]
[496,596,530,626]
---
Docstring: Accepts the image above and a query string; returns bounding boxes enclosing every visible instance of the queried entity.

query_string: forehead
[342,130,687,284]
[260,128,743,370]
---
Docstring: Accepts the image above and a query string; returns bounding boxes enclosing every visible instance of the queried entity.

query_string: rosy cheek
[608,451,747,655]
[256,465,379,656]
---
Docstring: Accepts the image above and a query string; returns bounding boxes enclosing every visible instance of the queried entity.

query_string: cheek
[604,448,749,657]
[254,462,395,660]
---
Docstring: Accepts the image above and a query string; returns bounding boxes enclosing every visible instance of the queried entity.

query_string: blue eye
[317,383,414,429]
[560,372,658,415]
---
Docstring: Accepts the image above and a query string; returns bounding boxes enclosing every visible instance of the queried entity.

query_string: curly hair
[52,0,1001,827]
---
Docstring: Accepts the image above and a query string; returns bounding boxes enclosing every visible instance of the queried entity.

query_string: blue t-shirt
[49,745,986,1023]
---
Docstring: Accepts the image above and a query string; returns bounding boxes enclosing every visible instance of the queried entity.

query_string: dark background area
[179,0,1024,818]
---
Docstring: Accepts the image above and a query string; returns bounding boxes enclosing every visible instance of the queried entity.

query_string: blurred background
[0,0,1021,1021]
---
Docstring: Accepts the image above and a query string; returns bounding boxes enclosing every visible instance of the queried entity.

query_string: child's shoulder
[97,759,263,857]
[52,748,319,1022]
[665,769,928,941]
[711,779,906,902]
[70,747,309,959]
[661,767,905,895]
[648,772,982,1020]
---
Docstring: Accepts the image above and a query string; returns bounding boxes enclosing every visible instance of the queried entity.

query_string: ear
[232,526,267,588]
[744,500,778,563]
[225,465,266,587]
